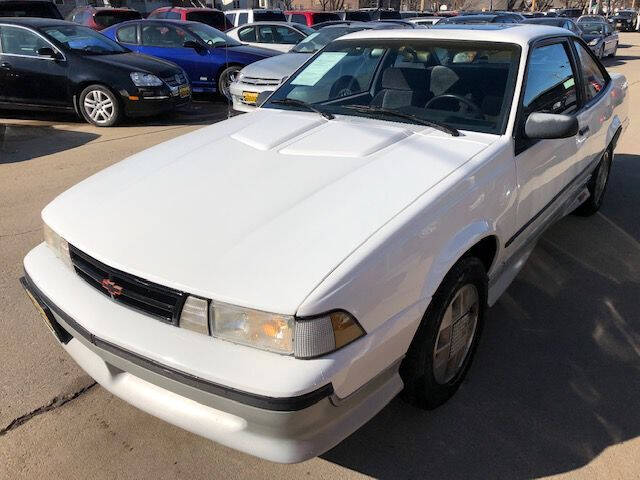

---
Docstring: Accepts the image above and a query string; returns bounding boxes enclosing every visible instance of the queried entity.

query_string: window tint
[237,12,248,25]
[116,24,137,43]
[141,24,195,47]
[225,12,236,25]
[238,26,256,42]
[274,26,302,44]
[523,42,578,116]
[290,13,306,24]
[253,11,286,22]
[0,2,60,18]
[574,40,608,102]
[0,25,49,56]
[256,25,275,43]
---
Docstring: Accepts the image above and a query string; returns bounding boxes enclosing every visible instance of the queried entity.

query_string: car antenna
[225,24,231,120]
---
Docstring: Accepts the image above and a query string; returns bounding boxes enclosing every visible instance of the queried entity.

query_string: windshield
[581,23,605,34]
[186,23,241,47]
[265,39,520,135]
[291,27,361,53]
[43,24,128,54]
[94,10,141,28]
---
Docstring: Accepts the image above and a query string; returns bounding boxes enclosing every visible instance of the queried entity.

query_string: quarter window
[116,24,137,44]
[0,26,49,57]
[522,42,578,116]
[573,40,608,102]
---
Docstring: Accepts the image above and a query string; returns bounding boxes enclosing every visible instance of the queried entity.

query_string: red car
[147,7,232,31]
[66,6,141,31]
[285,10,340,27]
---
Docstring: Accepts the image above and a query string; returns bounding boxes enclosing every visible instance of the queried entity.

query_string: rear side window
[289,13,306,24]
[523,42,578,116]
[116,24,137,43]
[237,12,248,25]
[237,26,255,42]
[253,11,286,22]
[94,10,141,28]
[186,11,227,29]
[573,40,608,102]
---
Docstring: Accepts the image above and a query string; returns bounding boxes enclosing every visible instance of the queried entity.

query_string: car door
[512,38,586,240]
[0,24,69,106]
[137,23,206,86]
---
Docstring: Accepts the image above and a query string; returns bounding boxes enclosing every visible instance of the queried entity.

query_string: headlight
[130,72,163,87]
[208,303,365,357]
[43,224,71,268]
[588,38,600,46]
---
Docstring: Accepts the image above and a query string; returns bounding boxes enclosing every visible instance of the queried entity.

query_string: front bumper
[20,245,404,463]
[229,80,278,113]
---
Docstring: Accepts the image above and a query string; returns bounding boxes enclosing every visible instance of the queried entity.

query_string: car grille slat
[69,245,186,324]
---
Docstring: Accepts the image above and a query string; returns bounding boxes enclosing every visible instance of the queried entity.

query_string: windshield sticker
[291,52,347,86]
[563,78,575,89]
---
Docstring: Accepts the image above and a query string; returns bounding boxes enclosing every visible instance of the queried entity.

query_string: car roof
[157,7,223,12]
[0,17,71,27]
[340,24,574,46]
[233,20,300,26]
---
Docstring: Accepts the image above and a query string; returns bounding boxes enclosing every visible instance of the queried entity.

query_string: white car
[224,8,286,27]
[406,16,442,27]
[22,25,628,464]
[226,21,315,52]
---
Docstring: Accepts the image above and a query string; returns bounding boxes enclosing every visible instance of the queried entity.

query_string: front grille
[162,72,188,88]
[69,245,186,324]
[241,76,281,86]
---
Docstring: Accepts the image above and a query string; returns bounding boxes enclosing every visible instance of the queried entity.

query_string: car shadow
[322,154,640,479]
[617,43,632,48]
[602,54,640,67]
[0,123,99,164]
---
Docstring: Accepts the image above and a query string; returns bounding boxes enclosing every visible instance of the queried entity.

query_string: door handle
[0,62,11,70]
[578,126,590,136]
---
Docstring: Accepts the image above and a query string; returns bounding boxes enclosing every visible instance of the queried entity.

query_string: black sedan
[609,10,637,32]
[0,18,191,126]
[522,17,584,37]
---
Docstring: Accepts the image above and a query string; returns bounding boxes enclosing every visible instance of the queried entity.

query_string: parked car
[147,7,232,31]
[66,6,141,31]
[334,10,372,21]
[370,19,420,28]
[224,8,286,27]
[399,10,436,18]
[406,16,442,27]
[0,0,62,18]
[361,8,401,20]
[285,10,340,27]
[21,23,628,465]
[0,18,190,126]
[226,21,314,52]
[103,19,279,98]
[580,21,618,58]
[557,8,583,18]
[577,14,607,24]
[229,22,407,112]
[437,13,522,24]
[522,17,584,37]
[609,10,637,31]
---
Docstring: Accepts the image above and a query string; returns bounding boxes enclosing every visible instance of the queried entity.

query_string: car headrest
[381,67,428,91]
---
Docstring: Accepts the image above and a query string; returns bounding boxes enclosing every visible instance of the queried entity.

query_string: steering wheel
[425,94,483,118]
[329,76,361,99]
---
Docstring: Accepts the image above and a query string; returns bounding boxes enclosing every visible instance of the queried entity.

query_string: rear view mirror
[525,112,579,139]
[256,90,274,107]
[37,47,61,60]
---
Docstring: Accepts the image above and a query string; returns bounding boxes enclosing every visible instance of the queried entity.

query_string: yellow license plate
[242,91,259,104]
[179,85,190,98]
[25,289,55,336]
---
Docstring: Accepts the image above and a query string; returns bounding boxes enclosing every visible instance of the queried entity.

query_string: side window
[0,25,49,57]
[290,13,306,24]
[165,12,181,19]
[141,25,194,47]
[522,42,578,116]
[573,40,608,102]
[238,12,248,25]
[256,25,274,43]
[237,26,256,42]
[225,13,236,25]
[116,24,137,44]
[275,26,303,44]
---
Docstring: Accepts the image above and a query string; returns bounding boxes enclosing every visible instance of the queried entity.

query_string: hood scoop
[280,121,411,158]
[231,113,325,151]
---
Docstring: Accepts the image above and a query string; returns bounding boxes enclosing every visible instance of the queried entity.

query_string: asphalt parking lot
[1,36,639,480]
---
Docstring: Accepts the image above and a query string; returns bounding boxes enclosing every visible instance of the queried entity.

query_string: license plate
[179,85,190,98]
[24,288,56,336]
[242,91,259,104]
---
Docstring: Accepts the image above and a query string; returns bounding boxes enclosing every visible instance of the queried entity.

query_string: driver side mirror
[256,90,274,107]
[525,112,579,139]
[37,47,62,60]
[183,40,206,53]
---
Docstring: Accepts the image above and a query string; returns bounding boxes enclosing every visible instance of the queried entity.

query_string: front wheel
[218,65,241,101]
[574,148,613,216]
[79,85,121,127]
[400,257,487,410]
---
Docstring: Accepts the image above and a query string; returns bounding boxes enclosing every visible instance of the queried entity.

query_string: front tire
[400,257,487,410]
[574,148,613,216]
[218,65,241,101]
[79,85,121,127]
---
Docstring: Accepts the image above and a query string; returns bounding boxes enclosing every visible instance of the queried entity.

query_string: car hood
[43,110,495,315]
[85,52,181,76]
[226,43,281,58]
[239,52,311,79]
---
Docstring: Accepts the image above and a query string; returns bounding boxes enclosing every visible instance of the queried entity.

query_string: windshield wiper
[271,98,334,120]
[342,105,460,137]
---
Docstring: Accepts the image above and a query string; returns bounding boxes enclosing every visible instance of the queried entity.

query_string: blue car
[102,20,280,98]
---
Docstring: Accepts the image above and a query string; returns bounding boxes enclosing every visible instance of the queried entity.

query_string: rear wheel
[400,257,487,410]
[574,148,613,216]
[79,85,121,127]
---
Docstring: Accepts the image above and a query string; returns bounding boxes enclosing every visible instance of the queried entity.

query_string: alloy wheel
[83,90,115,125]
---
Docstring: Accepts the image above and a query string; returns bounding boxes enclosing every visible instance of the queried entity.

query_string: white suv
[224,8,285,27]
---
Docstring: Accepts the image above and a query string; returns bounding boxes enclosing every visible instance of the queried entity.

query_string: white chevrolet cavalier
[22,25,628,463]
